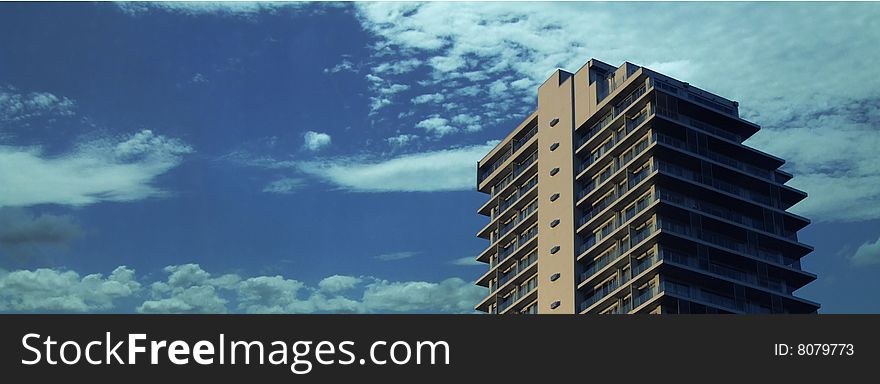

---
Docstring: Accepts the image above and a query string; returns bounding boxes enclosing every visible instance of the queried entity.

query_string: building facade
[474,59,819,314]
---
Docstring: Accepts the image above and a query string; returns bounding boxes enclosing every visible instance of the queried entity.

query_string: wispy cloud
[849,235,880,267]
[354,2,880,222]
[323,59,356,74]
[116,2,307,18]
[262,177,306,194]
[450,257,480,266]
[374,251,418,261]
[411,93,445,105]
[0,129,192,207]
[296,141,497,192]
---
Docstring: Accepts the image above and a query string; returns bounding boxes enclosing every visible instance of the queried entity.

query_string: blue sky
[0,2,878,313]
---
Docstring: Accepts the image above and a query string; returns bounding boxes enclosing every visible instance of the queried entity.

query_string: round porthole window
[549,193,560,202]
[550,142,560,151]
[550,219,560,228]
[549,118,559,127]
[550,246,560,254]
[550,273,561,282]
[550,301,561,309]
[550,167,560,176]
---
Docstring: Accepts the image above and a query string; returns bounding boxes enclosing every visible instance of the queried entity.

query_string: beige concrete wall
[536,70,578,313]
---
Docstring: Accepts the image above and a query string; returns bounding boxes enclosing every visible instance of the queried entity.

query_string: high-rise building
[474,59,819,314]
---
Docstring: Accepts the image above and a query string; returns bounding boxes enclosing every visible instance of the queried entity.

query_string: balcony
[496,277,537,313]
[497,200,538,240]
[658,219,803,270]
[493,251,538,293]
[660,248,789,295]
[579,219,660,274]
[655,130,776,183]
[656,161,773,207]
[488,151,537,198]
[582,280,662,314]
[493,225,538,268]
[494,176,538,219]
[657,188,777,236]
[578,111,653,174]
[577,82,650,149]
[478,125,538,184]
[578,141,656,203]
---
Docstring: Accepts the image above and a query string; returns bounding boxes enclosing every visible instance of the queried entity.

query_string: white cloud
[364,73,411,113]
[360,277,481,313]
[297,141,497,192]
[137,263,240,314]
[318,275,362,293]
[0,86,75,122]
[0,266,140,312]
[369,96,391,114]
[415,116,456,137]
[510,77,532,90]
[747,102,880,222]
[450,257,481,266]
[850,235,880,267]
[488,79,509,97]
[134,263,480,314]
[0,262,482,314]
[372,58,422,75]
[262,177,306,194]
[375,251,418,261]
[116,2,307,17]
[190,73,208,83]
[303,130,332,151]
[385,133,419,147]
[324,60,356,74]
[411,93,445,105]
[451,113,482,132]
[354,2,880,222]
[378,83,410,96]
[0,130,192,208]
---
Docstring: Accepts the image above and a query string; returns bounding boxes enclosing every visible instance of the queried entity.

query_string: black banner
[0,315,875,381]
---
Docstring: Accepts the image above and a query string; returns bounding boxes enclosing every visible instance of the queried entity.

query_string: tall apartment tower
[474,59,819,314]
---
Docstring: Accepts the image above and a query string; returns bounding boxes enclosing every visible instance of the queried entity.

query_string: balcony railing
[493,225,538,268]
[579,220,660,278]
[652,87,743,143]
[687,92,736,116]
[577,82,650,149]
[653,120,774,183]
[480,130,539,185]
[656,161,773,207]
[494,176,538,219]
[498,200,538,239]
[657,189,774,235]
[665,280,773,314]
[493,251,538,292]
[497,277,538,313]
[660,248,788,295]
[579,190,657,243]
[579,111,654,174]
[578,139,656,202]
[658,219,802,270]
[489,151,537,197]
[512,124,538,153]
